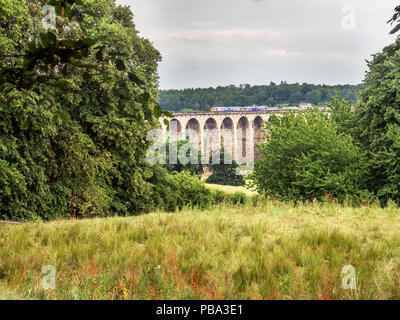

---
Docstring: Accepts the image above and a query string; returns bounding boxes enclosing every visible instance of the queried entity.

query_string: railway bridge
[158,110,285,165]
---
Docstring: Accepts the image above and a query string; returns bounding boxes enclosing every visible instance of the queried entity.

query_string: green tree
[159,83,363,111]
[0,0,109,220]
[250,108,369,203]
[356,37,400,205]
[0,1,164,220]
[327,95,357,136]
[352,5,400,205]
[163,139,204,176]
[206,149,245,186]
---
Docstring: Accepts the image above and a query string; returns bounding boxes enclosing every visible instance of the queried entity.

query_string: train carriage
[211,106,269,112]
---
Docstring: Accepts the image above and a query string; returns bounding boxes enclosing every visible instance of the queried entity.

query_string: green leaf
[162,110,174,118]
[154,104,163,118]
[41,31,57,48]
[390,23,400,34]
[53,79,70,88]
[55,110,70,123]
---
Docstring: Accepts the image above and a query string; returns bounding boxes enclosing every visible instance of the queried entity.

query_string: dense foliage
[0,0,164,220]
[250,108,370,203]
[149,166,212,211]
[355,37,400,205]
[159,83,364,111]
[206,149,245,186]
[161,140,204,176]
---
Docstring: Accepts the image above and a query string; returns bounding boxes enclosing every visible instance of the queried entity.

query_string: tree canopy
[250,108,369,203]
[0,0,164,220]
[159,83,363,112]
[355,35,400,205]
[206,149,245,187]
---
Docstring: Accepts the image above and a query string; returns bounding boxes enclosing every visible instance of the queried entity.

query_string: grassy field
[206,183,258,196]
[1,201,400,300]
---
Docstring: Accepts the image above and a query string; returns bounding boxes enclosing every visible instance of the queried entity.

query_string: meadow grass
[206,183,258,196]
[0,200,400,300]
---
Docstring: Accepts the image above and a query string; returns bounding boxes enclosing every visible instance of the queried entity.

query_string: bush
[230,192,247,205]
[206,149,245,186]
[148,165,180,211]
[162,140,204,176]
[149,166,214,211]
[150,166,250,211]
[171,171,213,209]
[250,108,369,203]
[210,189,228,204]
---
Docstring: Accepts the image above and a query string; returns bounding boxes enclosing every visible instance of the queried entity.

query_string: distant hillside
[159,82,364,112]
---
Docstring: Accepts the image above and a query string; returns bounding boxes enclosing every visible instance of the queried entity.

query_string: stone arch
[204,118,218,130]
[185,118,201,150]
[167,119,183,141]
[203,118,219,163]
[221,117,234,158]
[237,117,249,160]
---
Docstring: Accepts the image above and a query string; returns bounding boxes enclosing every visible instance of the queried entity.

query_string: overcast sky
[116,0,399,89]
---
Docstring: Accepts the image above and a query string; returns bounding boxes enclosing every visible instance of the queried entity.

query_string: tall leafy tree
[354,5,400,205]
[0,1,165,219]
[250,108,369,203]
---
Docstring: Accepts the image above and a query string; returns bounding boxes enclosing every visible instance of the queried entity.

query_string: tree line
[159,83,364,112]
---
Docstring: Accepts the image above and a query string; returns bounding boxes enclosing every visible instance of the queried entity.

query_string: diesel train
[210,106,269,112]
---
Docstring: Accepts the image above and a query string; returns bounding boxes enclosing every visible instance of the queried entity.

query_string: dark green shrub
[148,165,180,211]
[149,166,214,211]
[230,192,247,205]
[209,189,224,204]
[206,149,245,186]
[171,171,213,209]
[162,140,204,176]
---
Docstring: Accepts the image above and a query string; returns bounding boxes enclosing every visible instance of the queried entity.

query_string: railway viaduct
[158,110,285,165]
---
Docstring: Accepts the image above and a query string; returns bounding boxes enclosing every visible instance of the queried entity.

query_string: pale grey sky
[116,0,399,89]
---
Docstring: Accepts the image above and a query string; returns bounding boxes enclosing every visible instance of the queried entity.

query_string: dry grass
[206,183,258,196]
[0,201,400,300]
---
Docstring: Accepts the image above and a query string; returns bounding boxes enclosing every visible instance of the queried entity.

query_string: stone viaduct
[158,110,284,165]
